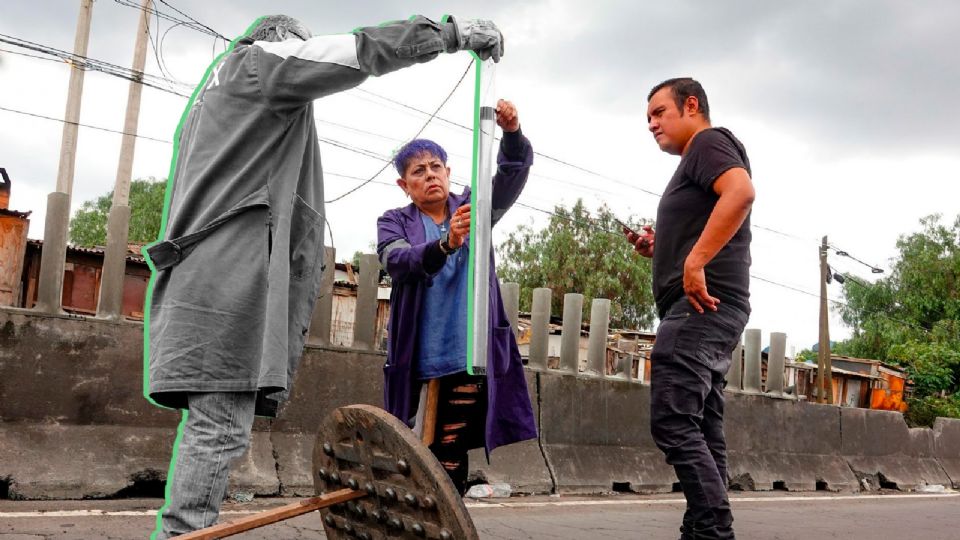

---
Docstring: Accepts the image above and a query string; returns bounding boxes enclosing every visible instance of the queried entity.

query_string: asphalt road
[1,491,958,539]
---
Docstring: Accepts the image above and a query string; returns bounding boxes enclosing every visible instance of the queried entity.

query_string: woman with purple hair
[377,99,537,495]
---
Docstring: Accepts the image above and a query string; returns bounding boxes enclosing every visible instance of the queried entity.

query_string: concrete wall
[1,307,959,500]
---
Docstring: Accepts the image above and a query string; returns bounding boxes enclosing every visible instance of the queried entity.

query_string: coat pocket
[289,194,324,281]
[491,322,516,377]
[146,185,270,271]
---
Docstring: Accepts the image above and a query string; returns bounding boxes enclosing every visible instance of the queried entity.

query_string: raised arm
[255,16,502,110]
[490,99,533,226]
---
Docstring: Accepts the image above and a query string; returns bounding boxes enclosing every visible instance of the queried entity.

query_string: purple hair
[393,139,448,176]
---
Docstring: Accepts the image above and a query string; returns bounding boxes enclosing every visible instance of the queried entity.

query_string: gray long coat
[145,16,462,416]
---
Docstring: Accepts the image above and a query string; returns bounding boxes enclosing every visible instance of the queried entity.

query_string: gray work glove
[447,16,504,62]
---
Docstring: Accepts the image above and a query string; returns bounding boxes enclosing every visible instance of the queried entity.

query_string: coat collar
[398,186,471,224]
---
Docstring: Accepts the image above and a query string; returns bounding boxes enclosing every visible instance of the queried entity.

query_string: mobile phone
[615,218,637,236]
[616,218,650,249]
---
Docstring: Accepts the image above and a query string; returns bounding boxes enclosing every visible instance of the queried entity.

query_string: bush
[904,394,960,427]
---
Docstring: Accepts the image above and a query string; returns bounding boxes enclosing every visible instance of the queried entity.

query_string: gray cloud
[499,0,960,153]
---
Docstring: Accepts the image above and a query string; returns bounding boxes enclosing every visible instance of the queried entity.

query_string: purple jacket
[376,130,537,453]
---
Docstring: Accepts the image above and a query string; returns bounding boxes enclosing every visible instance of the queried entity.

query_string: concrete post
[501,282,520,339]
[35,192,71,314]
[766,332,787,396]
[527,287,551,371]
[97,206,131,319]
[743,328,763,393]
[636,352,646,383]
[307,246,335,347]
[36,0,94,315]
[586,298,610,377]
[98,0,153,319]
[817,236,834,404]
[727,338,743,391]
[55,0,94,196]
[620,354,634,381]
[352,253,380,350]
[617,338,636,381]
[559,293,583,373]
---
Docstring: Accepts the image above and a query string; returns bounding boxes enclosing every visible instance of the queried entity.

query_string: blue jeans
[154,392,257,539]
[650,298,748,540]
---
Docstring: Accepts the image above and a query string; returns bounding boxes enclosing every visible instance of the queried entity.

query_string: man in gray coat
[144,14,505,538]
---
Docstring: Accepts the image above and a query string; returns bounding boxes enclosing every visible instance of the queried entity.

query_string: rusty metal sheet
[0,214,30,307]
[314,404,478,540]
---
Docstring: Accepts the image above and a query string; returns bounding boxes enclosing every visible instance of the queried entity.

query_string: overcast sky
[2,0,958,353]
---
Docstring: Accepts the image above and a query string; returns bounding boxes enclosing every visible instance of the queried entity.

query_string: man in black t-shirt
[627,78,754,540]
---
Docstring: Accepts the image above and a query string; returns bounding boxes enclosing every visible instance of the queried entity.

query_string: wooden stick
[174,488,364,539]
[421,378,441,446]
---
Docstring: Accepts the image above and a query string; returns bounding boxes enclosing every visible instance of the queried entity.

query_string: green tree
[497,199,656,330]
[835,214,960,424]
[69,177,167,247]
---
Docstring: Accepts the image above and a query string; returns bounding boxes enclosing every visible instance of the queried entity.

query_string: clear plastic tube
[467,59,496,375]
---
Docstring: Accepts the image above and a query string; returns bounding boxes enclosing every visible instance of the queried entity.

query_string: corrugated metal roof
[27,239,146,263]
[0,208,31,219]
[787,361,883,380]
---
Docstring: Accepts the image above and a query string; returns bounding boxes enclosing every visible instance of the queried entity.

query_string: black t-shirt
[652,127,752,319]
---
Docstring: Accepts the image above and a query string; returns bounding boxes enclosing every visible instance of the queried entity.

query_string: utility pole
[98,0,153,319]
[35,0,94,314]
[817,235,834,404]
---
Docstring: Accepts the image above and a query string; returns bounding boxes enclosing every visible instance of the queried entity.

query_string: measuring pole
[466,57,496,376]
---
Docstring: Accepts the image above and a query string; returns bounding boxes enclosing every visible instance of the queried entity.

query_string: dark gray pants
[650,298,747,540]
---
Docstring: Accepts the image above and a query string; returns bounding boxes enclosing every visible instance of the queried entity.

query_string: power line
[0,33,191,98]
[754,269,935,338]
[316,117,408,143]
[325,58,475,204]
[352,88,668,198]
[3,94,905,330]
[146,6,178,84]
[753,224,819,245]
[4,95,883,316]
[155,0,227,41]
[347,88,841,247]
[23,0,830,249]
[828,243,885,273]
[112,0,221,39]
[0,47,69,64]
[3,32,661,210]
[830,270,937,336]
[750,274,829,301]
[0,105,172,144]
[2,32,838,254]
[316,113,628,202]
[3,21,883,269]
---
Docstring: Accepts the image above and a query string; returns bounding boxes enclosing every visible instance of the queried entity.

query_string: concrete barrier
[0,309,554,498]
[840,407,952,490]
[5,307,960,499]
[0,309,175,428]
[262,346,386,496]
[468,372,554,495]
[725,395,857,491]
[538,371,676,494]
[933,417,960,488]
[0,309,385,499]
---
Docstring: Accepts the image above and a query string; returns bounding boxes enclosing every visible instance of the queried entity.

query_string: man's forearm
[354,16,455,76]
[685,188,753,270]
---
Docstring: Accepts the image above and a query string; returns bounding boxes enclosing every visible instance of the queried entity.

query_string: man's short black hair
[648,77,710,122]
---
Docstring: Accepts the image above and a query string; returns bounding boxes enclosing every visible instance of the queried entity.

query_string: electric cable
[0,104,172,143]
[324,58,474,204]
